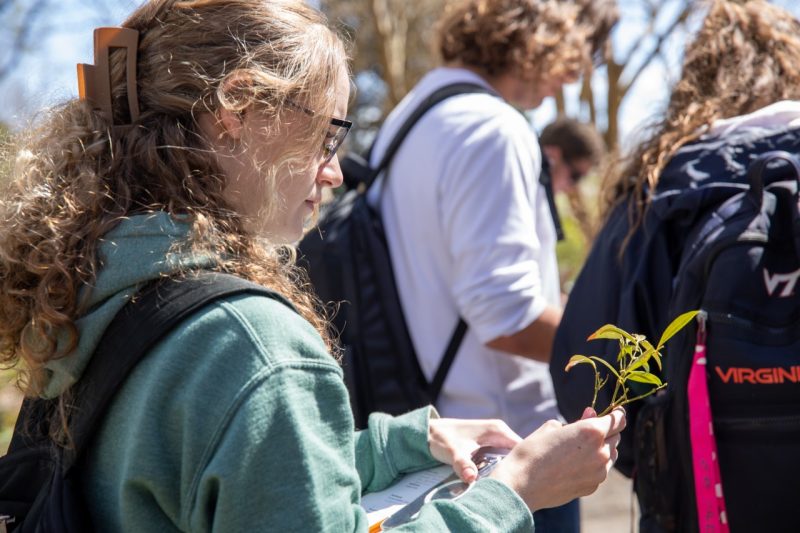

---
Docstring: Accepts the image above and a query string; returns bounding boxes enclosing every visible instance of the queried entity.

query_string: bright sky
[1,0,798,148]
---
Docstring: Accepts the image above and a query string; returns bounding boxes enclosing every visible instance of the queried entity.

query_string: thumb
[581,406,597,420]
[451,450,479,483]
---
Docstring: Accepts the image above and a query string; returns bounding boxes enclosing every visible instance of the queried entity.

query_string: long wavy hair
[603,0,800,241]
[435,0,593,83]
[0,0,346,440]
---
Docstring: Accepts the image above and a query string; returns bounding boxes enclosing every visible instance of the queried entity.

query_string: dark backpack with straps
[0,273,280,532]
[633,151,800,532]
[297,83,492,428]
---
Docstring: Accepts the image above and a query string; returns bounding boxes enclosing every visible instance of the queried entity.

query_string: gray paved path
[581,468,639,533]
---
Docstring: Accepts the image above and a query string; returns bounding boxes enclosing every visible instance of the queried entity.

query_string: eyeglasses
[286,99,352,165]
[323,117,352,164]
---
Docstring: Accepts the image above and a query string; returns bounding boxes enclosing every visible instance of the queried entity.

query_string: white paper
[361,465,454,525]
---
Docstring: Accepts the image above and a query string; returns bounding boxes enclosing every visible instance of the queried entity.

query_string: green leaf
[626,371,663,387]
[587,324,637,343]
[639,339,662,370]
[589,356,623,380]
[626,343,654,373]
[565,355,596,372]
[618,343,635,363]
[657,310,700,349]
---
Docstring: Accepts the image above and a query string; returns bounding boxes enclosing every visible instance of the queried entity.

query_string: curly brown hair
[435,0,592,82]
[603,0,800,238]
[0,0,347,438]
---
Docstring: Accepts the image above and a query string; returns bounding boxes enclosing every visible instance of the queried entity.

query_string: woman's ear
[214,70,255,141]
[217,107,245,141]
[196,110,243,146]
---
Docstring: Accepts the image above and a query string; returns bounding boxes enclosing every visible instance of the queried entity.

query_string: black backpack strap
[538,152,565,241]
[366,82,495,188]
[367,83,494,403]
[63,272,282,471]
[429,318,467,403]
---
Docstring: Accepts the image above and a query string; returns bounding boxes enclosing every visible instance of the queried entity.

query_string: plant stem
[597,383,667,416]
[622,383,666,405]
[591,370,601,410]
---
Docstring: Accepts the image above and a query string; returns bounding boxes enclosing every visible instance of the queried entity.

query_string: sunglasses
[287,99,352,164]
[569,166,585,183]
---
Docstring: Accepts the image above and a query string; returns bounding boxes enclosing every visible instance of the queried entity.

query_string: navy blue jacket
[550,121,800,476]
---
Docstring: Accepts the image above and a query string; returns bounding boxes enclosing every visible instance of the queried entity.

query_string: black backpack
[633,151,800,532]
[298,83,493,428]
[0,273,280,532]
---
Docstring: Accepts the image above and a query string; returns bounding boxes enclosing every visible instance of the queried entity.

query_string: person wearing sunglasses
[0,1,625,531]
[540,118,605,196]
[539,118,606,243]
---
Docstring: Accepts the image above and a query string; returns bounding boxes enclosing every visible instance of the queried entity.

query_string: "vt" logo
[763,267,800,297]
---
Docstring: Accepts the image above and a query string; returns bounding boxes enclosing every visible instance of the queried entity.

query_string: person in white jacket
[369,1,610,530]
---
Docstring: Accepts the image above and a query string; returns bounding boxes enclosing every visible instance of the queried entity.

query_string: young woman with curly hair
[553,1,800,530]
[0,0,626,531]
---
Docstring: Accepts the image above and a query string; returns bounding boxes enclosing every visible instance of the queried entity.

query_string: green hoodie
[52,213,532,532]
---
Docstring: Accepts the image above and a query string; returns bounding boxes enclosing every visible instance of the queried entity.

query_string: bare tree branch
[620,5,659,67]
[555,88,566,117]
[620,3,692,93]
[0,0,49,81]
[580,67,597,126]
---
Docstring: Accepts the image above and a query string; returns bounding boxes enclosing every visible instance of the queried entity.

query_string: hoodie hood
[42,212,216,398]
[648,103,800,232]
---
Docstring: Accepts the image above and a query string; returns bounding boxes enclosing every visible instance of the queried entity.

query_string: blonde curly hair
[436,0,592,82]
[604,0,800,237]
[0,0,347,431]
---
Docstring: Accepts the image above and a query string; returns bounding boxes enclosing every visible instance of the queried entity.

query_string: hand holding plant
[565,310,699,416]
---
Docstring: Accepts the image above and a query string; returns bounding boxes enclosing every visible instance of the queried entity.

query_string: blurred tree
[321,0,444,152]
[322,0,704,153]
[600,0,697,151]
[557,0,700,152]
[0,0,49,81]
[322,0,444,112]
[1,0,799,147]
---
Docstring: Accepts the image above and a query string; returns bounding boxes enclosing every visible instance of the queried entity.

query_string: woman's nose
[318,155,344,189]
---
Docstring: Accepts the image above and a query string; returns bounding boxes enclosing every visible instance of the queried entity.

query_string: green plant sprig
[565,310,699,416]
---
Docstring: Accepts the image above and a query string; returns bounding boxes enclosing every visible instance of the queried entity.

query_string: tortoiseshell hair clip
[77,27,140,127]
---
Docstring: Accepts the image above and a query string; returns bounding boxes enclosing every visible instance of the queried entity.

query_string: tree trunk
[370,0,408,109]
[605,59,624,153]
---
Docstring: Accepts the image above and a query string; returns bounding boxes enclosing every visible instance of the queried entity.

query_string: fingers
[567,408,625,479]
[606,433,621,464]
[587,406,626,437]
[452,450,479,483]
[602,432,622,472]
[607,407,626,436]
[480,419,523,448]
[428,418,522,475]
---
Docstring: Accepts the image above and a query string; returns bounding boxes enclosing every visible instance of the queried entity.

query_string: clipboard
[362,447,509,531]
